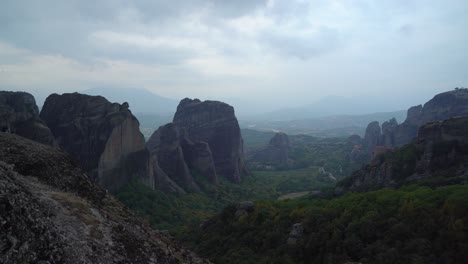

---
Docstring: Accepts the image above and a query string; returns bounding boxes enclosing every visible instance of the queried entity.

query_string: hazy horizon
[1,0,467,113]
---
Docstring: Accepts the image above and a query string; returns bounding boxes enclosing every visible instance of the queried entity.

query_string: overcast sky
[0,0,467,112]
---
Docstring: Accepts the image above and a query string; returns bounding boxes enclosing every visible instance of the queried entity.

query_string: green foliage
[183,185,468,264]
[115,168,335,234]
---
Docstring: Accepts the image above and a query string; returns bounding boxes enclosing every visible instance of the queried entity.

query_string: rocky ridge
[338,116,468,192]
[363,89,468,151]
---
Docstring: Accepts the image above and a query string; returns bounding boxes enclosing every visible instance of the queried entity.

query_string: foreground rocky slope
[338,116,468,192]
[0,91,55,145]
[0,132,208,264]
[40,93,151,191]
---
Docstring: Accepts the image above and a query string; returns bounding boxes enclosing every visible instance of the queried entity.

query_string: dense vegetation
[242,129,364,178]
[182,185,468,264]
[115,168,334,233]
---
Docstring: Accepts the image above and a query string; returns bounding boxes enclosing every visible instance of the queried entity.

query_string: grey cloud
[262,27,342,59]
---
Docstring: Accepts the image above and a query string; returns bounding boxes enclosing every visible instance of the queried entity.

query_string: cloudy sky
[0,0,467,112]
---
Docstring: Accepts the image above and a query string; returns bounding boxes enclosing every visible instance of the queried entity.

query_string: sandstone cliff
[0,91,55,145]
[338,116,468,193]
[40,93,150,191]
[0,132,208,264]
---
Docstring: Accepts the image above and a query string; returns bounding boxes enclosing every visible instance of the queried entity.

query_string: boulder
[0,91,55,145]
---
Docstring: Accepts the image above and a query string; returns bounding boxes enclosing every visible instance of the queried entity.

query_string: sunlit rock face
[40,92,150,191]
[0,91,55,146]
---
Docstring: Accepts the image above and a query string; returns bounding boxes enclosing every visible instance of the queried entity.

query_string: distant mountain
[259,96,395,121]
[240,110,406,137]
[83,87,179,114]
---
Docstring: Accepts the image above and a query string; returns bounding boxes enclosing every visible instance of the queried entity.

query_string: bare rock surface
[0,132,209,264]
[0,91,55,145]
[40,93,149,191]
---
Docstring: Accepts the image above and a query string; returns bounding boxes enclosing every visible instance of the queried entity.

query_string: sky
[0,0,467,113]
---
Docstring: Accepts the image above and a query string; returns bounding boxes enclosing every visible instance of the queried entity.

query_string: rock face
[0,132,208,264]
[0,91,55,145]
[369,89,468,149]
[249,132,291,166]
[173,98,248,182]
[40,93,149,191]
[147,98,247,191]
[338,116,468,193]
[181,137,218,184]
[146,123,200,192]
[364,121,381,152]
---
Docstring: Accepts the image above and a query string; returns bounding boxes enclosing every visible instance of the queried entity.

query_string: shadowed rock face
[0,91,55,145]
[40,93,148,191]
[250,132,290,165]
[364,121,381,152]
[0,132,208,264]
[146,123,199,192]
[380,89,468,147]
[181,136,218,184]
[173,98,248,183]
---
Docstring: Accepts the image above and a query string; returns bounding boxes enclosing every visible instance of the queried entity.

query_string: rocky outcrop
[248,132,291,166]
[287,223,304,245]
[147,123,199,192]
[0,132,208,264]
[181,137,218,184]
[364,121,381,152]
[173,98,248,183]
[375,89,468,148]
[381,118,398,146]
[40,93,149,191]
[147,98,247,190]
[0,91,55,145]
[234,201,255,218]
[338,116,468,192]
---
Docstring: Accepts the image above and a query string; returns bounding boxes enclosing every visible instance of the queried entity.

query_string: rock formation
[146,123,200,192]
[147,98,247,191]
[181,137,218,184]
[0,91,55,145]
[337,116,468,193]
[0,132,208,264]
[40,93,150,191]
[367,89,468,149]
[249,132,291,166]
[364,121,381,152]
[173,98,248,183]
